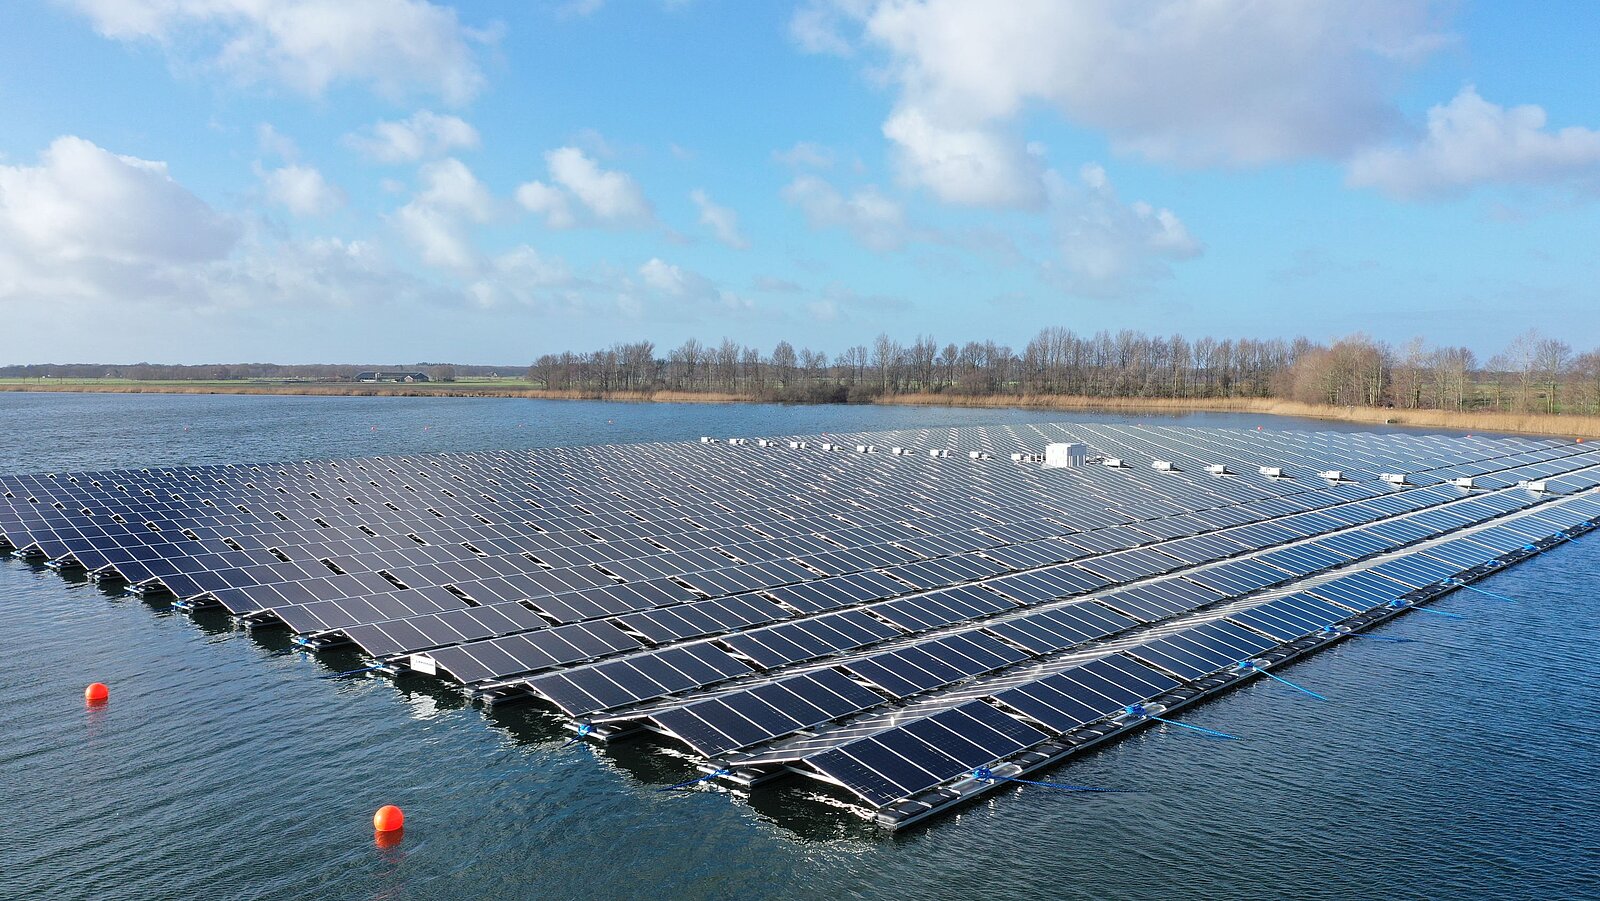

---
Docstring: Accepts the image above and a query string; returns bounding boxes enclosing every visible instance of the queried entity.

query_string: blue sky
[1,1,1597,365]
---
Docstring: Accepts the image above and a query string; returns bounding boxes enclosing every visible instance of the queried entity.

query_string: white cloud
[548,147,651,222]
[261,164,345,217]
[639,257,696,295]
[1347,87,1600,199]
[799,0,1445,206]
[393,157,492,270]
[0,136,239,303]
[0,135,440,323]
[344,111,480,163]
[257,123,299,160]
[638,258,753,314]
[882,106,1044,207]
[66,0,491,103]
[788,0,868,56]
[773,141,837,169]
[467,246,577,309]
[514,181,576,229]
[516,146,653,228]
[1047,163,1201,297]
[781,175,907,252]
[689,189,749,249]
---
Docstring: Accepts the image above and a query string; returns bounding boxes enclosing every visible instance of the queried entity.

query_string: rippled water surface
[1,393,1595,901]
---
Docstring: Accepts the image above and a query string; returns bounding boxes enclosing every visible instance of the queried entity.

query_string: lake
[0,393,1594,901]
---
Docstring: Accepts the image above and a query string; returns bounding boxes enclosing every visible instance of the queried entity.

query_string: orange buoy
[373,805,404,833]
[85,682,109,703]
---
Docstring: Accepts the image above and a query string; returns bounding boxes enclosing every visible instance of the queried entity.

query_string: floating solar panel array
[4,423,1600,829]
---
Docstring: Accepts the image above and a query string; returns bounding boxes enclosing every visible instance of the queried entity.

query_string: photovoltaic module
[3,423,1596,828]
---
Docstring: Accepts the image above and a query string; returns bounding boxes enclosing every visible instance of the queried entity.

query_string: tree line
[0,362,489,381]
[7,328,1597,416]
[527,328,1600,415]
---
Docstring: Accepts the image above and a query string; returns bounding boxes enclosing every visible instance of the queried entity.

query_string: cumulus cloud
[788,0,866,56]
[0,135,443,323]
[882,107,1044,207]
[467,246,578,309]
[393,158,493,269]
[638,258,753,314]
[773,141,837,169]
[261,164,345,217]
[781,175,907,252]
[257,123,300,160]
[344,111,480,163]
[0,136,240,304]
[1347,87,1600,199]
[798,0,1445,206]
[805,283,910,323]
[515,146,653,228]
[66,0,491,103]
[1047,164,1201,297]
[689,189,749,249]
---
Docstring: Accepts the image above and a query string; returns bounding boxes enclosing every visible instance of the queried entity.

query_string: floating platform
[2,423,1597,829]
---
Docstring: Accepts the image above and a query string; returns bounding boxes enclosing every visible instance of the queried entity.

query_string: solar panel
[4,421,1597,826]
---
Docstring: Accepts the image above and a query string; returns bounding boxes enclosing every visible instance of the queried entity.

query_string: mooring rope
[1125,704,1237,740]
[969,766,1134,793]
[1389,599,1465,618]
[1321,628,1418,643]
[1236,661,1327,701]
[658,768,731,792]
[318,664,383,679]
[562,723,593,748]
[1445,580,1520,604]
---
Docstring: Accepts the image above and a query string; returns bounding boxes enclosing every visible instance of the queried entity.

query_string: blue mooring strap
[1322,629,1418,643]
[1125,705,1237,740]
[1411,605,1466,618]
[318,664,383,679]
[1388,600,1464,619]
[1236,661,1327,701]
[1447,581,1519,604]
[562,723,593,748]
[1148,714,1237,740]
[970,767,1133,793]
[658,768,731,792]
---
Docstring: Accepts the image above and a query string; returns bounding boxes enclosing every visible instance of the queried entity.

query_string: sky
[1,0,1598,365]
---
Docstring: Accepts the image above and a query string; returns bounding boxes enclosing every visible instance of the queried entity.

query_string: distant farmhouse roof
[355,371,430,383]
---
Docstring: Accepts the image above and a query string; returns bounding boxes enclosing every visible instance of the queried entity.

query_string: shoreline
[2,382,1596,439]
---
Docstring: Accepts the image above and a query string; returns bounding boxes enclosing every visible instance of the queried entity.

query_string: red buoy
[373,805,404,833]
[85,682,109,703]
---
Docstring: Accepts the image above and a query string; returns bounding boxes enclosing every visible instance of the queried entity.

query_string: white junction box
[1043,442,1087,469]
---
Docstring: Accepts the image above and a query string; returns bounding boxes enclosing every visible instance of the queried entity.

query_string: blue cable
[1389,599,1464,619]
[970,767,1133,793]
[1236,661,1326,701]
[1449,581,1519,604]
[658,768,731,792]
[1329,631,1417,643]
[1125,705,1237,740]
[318,664,383,679]
[562,723,593,748]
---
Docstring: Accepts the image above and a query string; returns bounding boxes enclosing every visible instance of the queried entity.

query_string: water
[0,394,1595,901]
